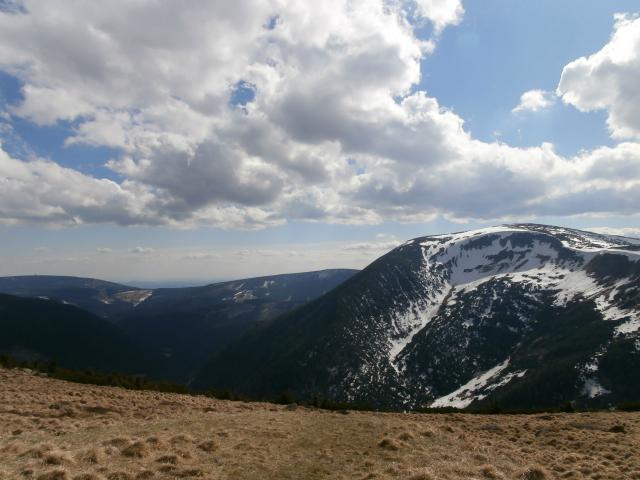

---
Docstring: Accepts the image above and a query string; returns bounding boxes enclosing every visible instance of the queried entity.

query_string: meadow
[1,368,638,480]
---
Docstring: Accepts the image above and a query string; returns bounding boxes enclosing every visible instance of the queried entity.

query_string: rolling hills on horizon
[0,269,358,382]
[0,275,147,320]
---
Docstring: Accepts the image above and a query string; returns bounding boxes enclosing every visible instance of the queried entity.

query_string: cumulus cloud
[96,247,112,254]
[0,3,639,229]
[414,0,464,34]
[558,13,640,139]
[0,142,152,225]
[512,89,555,113]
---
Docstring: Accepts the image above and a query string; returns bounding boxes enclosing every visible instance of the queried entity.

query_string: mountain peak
[408,223,640,252]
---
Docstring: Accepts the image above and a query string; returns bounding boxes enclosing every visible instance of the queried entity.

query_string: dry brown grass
[72,474,105,480]
[76,447,106,465]
[1,368,639,480]
[196,440,218,452]
[36,469,70,480]
[120,441,148,459]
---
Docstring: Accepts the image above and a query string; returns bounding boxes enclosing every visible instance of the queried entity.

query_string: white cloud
[512,89,555,113]
[414,0,464,34]
[0,142,154,225]
[587,227,640,239]
[96,247,112,254]
[342,240,402,253]
[558,13,640,139]
[0,0,450,227]
[129,246,154,254]
[182,252,220,261]
[11,85,94,125]
[0,4,639,230]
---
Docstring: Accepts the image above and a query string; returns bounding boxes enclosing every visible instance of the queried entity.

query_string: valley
[0,270,357,382]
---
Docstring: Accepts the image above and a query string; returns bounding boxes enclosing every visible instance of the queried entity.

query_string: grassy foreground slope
[1,369,639,480]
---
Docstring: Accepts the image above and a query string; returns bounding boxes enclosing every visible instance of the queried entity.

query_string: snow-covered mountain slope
[196,224,640,410]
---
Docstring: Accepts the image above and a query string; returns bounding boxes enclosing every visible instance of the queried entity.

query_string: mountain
[194,224,640,410]
[0,293,153,374]
[0,275,148,319]
[118,269,358,381]
[0,270,358,382]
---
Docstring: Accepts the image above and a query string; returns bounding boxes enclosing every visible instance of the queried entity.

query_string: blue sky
[1,1,639,283]
[421,0,631,155]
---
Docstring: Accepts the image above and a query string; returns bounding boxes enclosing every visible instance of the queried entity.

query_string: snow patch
[430,358,525,408]
[387,242,451,374]
[115,290,153,307]
[553,270,602,307]
[132,290,153,307]
[616,317,640,335]
[388,289,449,373]
[233,290,256,303]
[582,378,610,398]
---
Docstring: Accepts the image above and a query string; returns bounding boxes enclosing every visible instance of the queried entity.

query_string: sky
[1,0,640,284]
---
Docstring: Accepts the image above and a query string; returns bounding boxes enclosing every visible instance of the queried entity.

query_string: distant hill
[0,275,145,319]
[0,270,358,382]
[0,293,155,374]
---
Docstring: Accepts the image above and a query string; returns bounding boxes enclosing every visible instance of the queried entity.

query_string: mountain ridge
[0,269,359,319]
[194,223,640,410]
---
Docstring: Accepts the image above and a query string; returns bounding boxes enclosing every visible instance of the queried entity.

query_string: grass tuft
[37,469,70,480]
[378,438,400,451]
[120,441,148,459]
[196,440,218,452]
[519,465,549,480]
